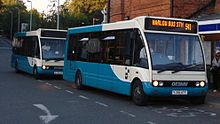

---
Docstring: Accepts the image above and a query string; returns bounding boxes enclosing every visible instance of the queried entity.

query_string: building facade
[110,0,219,22]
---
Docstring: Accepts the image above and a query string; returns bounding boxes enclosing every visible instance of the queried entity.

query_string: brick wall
[110,0,170,22]
[173,0,212,18]
[215,0,220,12]
[110,0,216,22]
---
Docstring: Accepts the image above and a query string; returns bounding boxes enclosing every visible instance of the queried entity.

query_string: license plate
[54,72,63,75]
[172,90,188,95]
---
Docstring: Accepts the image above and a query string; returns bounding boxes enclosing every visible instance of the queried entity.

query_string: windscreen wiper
[157,63,183,73]
[171,64,203,74]
[45,58,63,62]
[54,58,64,62]
[157,69,168,73]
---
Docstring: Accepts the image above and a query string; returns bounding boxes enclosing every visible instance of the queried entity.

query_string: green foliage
[0,0,107,38]
[67,0,106,15]
[30,9,42,30]
[2,0,17,5]
[0,3,25,37]
[63,0,107,26]
[0,0,3,9]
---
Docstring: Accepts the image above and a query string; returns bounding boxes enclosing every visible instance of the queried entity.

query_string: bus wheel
[132,80,147,106]
[190,96,205,105]
[33,67,40,80]
[75,72,84,90]
[15,62,20,73]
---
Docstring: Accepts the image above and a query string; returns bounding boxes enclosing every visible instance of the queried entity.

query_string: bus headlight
[153,80,159,87]
[200,81,205,87]
[42,65,48,70]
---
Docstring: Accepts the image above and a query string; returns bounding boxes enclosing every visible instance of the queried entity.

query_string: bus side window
[102,30,133,65]
[33,37,40,58]
[86,32,101,62]
[133,30,148,68]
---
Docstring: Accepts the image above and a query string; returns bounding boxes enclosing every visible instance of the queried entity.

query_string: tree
[0,1,30,37]
[65,0,107,25]
[0,0,3,9]
[0,0,108,37]
[30,9,41,30]
[2,0,17,5]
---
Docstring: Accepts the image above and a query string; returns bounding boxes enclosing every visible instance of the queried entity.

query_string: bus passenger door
[110,30,136,95]
[66,34,78,81]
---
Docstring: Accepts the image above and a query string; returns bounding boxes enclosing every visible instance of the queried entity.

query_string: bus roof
[14,28,67,37]
[68,16,198,35]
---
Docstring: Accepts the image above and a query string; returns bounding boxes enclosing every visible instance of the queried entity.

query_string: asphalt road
[0,38,219,124]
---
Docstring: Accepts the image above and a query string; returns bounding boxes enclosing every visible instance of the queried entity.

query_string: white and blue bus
[64,16,207,105]
[11,28,67,79]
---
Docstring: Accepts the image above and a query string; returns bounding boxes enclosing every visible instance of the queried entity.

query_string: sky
[22,0,66,13]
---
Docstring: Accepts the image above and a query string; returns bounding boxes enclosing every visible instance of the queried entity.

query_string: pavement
[207,90,220,108]
[0,36,11,47]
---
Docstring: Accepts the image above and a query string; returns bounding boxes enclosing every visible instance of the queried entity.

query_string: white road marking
[120,110,136,118]
[79,95,89,100]
[95,101,109,107]
[0,47,11,50]
[151,106,217,118]
[33,104,59,124]
[54,86,61,90]
[65,90,74,94]
[147,121,156,124]
[38,80,44,83]
[45,83,52,86]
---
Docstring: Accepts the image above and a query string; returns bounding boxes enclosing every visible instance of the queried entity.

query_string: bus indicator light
[196,82,200,87]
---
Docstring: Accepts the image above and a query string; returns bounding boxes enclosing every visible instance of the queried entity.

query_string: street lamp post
[107,0,110,23]
[57,0,60,29]
[16,0,22,32]
[18,9,20,32]
[15,7,20,32]
[10,11,13,40]
[27,0,32,31]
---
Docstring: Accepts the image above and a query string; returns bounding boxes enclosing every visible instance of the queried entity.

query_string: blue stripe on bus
[14,32,27,37]
[13,55,33,74]
[142,82,208,96]
[68,25,102,34]
[63,61,131,96]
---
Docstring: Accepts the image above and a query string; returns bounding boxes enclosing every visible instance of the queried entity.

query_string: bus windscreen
[145,18,198,33]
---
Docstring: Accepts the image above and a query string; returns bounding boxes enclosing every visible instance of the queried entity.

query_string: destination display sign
[145,18,198,33]
[41,30,67,38]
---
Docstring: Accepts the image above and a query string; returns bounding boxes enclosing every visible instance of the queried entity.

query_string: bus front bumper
[142,82,208,97]
[37,67,63,75]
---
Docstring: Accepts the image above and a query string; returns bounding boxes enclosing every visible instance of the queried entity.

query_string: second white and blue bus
[11,28,67,79]
[63,16,208,105]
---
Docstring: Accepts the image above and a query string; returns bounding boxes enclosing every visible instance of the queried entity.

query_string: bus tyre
[190,96,205,105]
[75,72,84,90]
[15,62,20,73]
[33,67,40,80]
[132,80,147,106]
